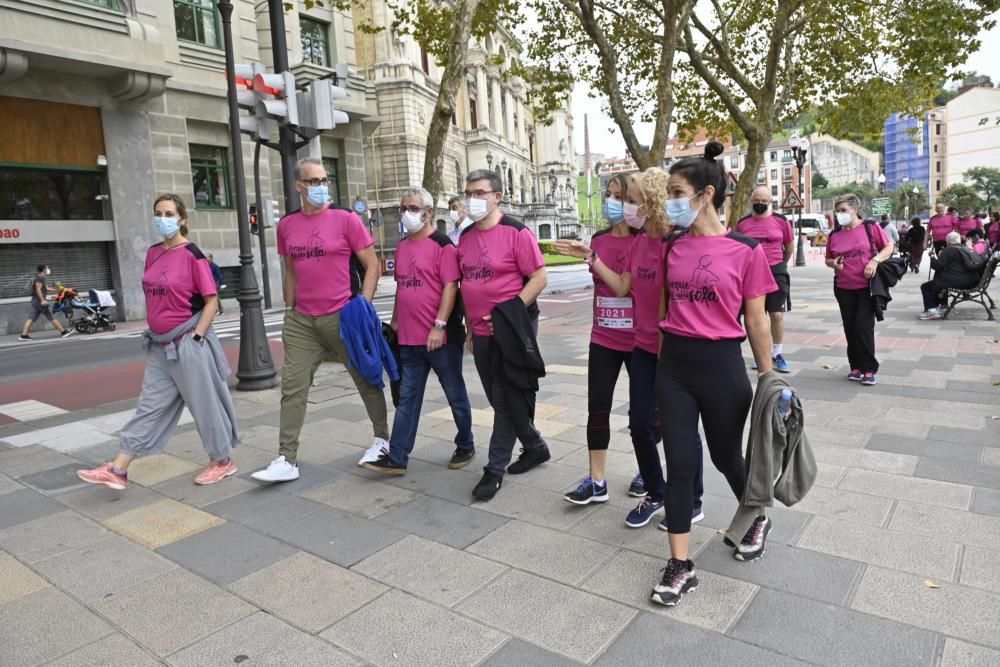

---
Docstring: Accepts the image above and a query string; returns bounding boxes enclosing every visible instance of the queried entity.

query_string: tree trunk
[422,0,481,205]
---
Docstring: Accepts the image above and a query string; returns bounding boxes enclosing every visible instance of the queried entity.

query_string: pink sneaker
[77,464,127,491]
[195,460,238,485]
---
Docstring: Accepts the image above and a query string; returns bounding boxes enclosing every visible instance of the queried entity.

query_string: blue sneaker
[625,495,664,528]
[564,477,609,505]
[627,472,646,498]
[773,354,791,373]
[658,507,706,532]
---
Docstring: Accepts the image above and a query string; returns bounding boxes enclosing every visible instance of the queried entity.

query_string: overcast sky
[573,21,1000,159]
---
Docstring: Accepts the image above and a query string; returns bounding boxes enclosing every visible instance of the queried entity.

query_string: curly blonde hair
[637,167,670,235]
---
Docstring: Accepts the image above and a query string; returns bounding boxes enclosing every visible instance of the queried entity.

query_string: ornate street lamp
[486,151,493,169]
[789,132,810,268]
[878,173,886,195]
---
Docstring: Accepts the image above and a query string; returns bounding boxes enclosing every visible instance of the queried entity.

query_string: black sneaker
[17,335,31,341]
[651,558,698,606]
[448,448,475,469]
[627,471,646,498]
[361,454,407,476]
[60,329,75,338]
[506,446,550,474]
[564,477,609,505]
[734,515,772,561]
[472,470,503,501]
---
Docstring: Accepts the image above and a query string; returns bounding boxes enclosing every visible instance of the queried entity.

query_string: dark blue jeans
[630,347,703,510]
[388,343,473,466]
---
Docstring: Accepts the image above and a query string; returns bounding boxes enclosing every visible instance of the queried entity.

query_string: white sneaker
[358,437,389,466]
[250,455,300,482]
[918,309,941,320]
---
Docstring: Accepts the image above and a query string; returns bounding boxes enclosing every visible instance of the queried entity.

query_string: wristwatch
[192,333,204,344]
[433,320,447,331]
[584,253,597,267]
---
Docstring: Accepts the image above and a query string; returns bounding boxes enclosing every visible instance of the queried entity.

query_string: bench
[939,252,999,320]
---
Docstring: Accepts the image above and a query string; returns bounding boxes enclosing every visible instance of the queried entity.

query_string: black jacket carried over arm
[931,245,985,290]
[490,297,546,391]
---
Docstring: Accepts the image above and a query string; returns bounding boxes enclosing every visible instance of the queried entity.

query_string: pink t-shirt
[988,222,1000,245]
[825,223,890,290]
[394,231,461,346]
[973,241,990,255]
[142,243,217,335]
[629,233,666,354]
[277,207,374,317]
[458,216,545,337]
[736,214,793,267]
[928,214,957,242]
[590,229,635,352]
[958,217,983,237]
[661,232,777,341]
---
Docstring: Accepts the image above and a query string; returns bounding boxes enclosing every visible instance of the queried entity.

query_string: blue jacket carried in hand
[339,295,399,389]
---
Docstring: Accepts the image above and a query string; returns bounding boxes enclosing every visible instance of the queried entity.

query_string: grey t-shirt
[30,276,46,304]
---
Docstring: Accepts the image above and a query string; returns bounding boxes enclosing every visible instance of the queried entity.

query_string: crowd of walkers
[76,150,822,610]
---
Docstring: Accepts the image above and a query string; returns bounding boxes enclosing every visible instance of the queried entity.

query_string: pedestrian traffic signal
[261,199,281,230]
[248,204,259,235]
[254,71,298,126]
[302,79,350,130]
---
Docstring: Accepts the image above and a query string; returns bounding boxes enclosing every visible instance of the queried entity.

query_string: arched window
[520,174,526,203]
[507,167,514,196]
[539,223,552,239]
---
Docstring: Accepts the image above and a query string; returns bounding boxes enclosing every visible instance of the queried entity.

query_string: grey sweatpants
[119,332,238,460]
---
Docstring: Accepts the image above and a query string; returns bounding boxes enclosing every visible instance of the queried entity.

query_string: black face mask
[752,203,768,215]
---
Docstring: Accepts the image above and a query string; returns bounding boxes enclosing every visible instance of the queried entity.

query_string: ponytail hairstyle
[154,193,190,237]
[667,140,727,209]
[636,167,671,235]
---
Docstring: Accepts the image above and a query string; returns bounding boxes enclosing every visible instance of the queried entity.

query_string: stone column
[476,67,489,130]
[491,76,503,138]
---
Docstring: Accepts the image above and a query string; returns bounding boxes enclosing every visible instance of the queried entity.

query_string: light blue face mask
[306,185,329,206]
[603,197,624,223]
[665,191,704,229]
[154,215,180,238]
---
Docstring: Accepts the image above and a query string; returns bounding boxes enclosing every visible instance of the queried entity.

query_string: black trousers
[656,335,750,534]
[586,342,631,452]
[834,286,878,373]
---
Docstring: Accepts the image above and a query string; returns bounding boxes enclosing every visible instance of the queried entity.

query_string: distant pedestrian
[905,218,926,273]
[737,186,795,373]
[447,195,472,245]
[362,186,474,475]
[879,214,899,251]
[985,211,1000,250]
[206,253,225,315]
[957,209,983,240]
[927,204,957,255]
[459,169,550,501]
[251,158,389,484]
[77,194,238,491]
[825,194,893,386]
[19,264,74,341]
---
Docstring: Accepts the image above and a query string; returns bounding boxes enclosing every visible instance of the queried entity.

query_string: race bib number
[595,296,634,329]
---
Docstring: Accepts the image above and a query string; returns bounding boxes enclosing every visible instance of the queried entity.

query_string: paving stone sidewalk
[0,262,998,666]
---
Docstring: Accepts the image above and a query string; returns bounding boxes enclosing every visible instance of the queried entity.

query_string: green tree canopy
[964,166,1000,211]
[939,183,983,212]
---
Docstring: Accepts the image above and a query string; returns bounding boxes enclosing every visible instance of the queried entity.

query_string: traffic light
[254,71,298,126]
[232,63,271,141]
[248,204,259,235]
[261,199,281,230]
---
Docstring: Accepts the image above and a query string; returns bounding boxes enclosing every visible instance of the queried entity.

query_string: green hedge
[538,241,556,255]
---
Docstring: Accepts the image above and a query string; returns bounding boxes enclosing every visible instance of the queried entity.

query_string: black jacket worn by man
[931,245,985,290]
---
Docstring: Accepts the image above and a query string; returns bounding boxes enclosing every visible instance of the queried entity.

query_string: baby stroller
[897,231,914,273]
[71,289,117,334]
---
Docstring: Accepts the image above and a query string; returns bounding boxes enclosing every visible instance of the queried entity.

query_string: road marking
[0,400,68,422]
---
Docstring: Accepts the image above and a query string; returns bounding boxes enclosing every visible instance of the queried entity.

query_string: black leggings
[834,286,878,374]
[657,334,752,534]
[586,342,631,451]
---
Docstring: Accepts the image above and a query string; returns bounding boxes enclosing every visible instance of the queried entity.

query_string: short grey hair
[946,231,961,246]
[447,195,462,206]
[294,157,324,181]
[466,168,502,194]
[834,194,863,217]
[400,186,434,209]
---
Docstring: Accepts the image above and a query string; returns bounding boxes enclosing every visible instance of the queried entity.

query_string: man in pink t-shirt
[458,169,549,501]
[251,158,388,484]
[361,186,473,475]
[927,204,958,254]
[736,186,795,373]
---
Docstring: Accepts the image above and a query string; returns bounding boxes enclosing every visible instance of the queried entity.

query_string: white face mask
[466,197,491,222]
[449,210,461,223]
[401,210,425,233]
[836,211,853,226]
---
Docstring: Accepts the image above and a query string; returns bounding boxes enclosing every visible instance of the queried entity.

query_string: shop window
[174,0,220,48]
[190,145,232,209]
[0,166,105,221]
[300,18,330,67]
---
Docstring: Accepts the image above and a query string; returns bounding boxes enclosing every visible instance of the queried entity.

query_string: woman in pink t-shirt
[824,194,893,386]
[78,194,239,492]
[651,142,778,607]
[987,212,1000,250]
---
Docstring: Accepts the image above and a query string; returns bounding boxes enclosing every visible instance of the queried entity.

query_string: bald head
[750,186,771,217]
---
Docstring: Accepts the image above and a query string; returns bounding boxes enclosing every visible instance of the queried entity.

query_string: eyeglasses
[463,189,495,199]
[399,205,425,214]
[299,178,330,187]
